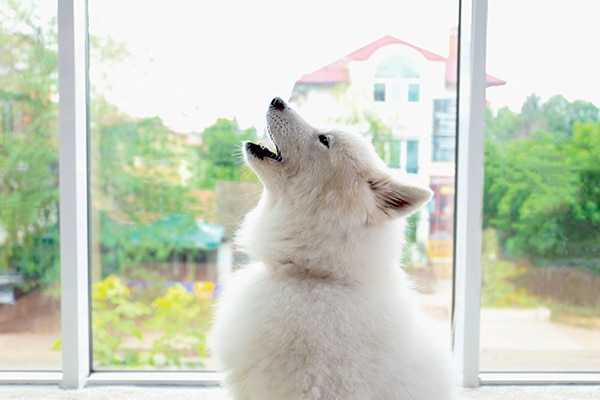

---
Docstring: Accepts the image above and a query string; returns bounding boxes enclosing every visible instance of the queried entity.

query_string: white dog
[211,97,456,400]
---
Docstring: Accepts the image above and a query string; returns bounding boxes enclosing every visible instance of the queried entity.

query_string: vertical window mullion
[453,0,488,388]
[58,0,91,389]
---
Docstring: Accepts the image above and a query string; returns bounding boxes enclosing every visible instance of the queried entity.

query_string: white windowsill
[0,384,599,400]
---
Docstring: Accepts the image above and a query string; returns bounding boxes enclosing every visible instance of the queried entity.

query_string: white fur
[210,98,456,400]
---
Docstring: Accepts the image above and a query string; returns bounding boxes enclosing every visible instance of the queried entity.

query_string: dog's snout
[270,97,287,110]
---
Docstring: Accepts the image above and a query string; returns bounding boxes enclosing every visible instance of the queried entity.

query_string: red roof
[296,35,505,87]
[298,59,351,84]
[346,35,446,63]
[445,58,506,88]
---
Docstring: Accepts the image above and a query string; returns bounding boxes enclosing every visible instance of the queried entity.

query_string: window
[479,0,600,374]
[408,83,420,102]
[0,0,61,372]
[371,138,420,174]
[373,54,421,105]
[406,140,419,173]
[84,0,457,378]
[374,81,420,103]
[433,98,456,162]
[374,82,386,102]
[375,54,420,79]
[2,0,598,390]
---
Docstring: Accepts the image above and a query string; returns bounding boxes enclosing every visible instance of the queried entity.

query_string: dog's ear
[367,174,433,221]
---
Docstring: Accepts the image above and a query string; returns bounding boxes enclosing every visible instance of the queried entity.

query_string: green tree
[364,113,399,166]
[95,116,204,277]
[0,1,137,288]
[485,107,521,141]
[98,117,198,219]
[484,95,600,269]
[0,0,59,287]
[566,122,600,261]
[196,118,256,189]
[333,106,399,166]
[520,93,546,134]
[542,95,599,138]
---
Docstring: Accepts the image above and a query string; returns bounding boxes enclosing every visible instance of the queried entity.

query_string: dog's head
[243,97,432,224]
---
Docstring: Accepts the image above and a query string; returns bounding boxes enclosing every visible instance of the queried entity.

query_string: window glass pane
[433,99,456,162]
[0,0,60,371]
[408,83,420,102]
[375,55,420,79]
[482,0,600,371]
[88,0,458,370]
[406,140,419,173]
[374,83,386,102]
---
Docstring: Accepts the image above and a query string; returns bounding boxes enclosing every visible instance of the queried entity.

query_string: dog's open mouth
[245,131,282,162]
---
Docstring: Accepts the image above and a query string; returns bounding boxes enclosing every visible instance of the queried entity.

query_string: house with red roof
[288,30,505,268]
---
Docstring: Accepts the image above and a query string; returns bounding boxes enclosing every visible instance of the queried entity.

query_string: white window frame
[58,0,90,389]
[0,0,598,389]
[452,0,486,388]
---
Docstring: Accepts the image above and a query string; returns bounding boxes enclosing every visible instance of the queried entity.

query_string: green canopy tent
[126,213,225,251]
[100,213,226,276]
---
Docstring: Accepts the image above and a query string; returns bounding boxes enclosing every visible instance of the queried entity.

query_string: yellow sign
[439,185,455,195]
[427,240,454,259]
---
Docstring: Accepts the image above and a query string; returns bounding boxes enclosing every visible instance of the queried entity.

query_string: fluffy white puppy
[211,97,456,400]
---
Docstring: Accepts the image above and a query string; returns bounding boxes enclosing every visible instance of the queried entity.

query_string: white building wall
[290,42,458,262]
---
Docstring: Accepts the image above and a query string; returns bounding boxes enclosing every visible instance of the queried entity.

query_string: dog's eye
[318,135,330,149]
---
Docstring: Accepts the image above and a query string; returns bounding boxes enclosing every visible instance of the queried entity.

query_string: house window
[375,55,420,79]
[373,81,420,104]
[373,138,417,174]
[374,55,420,105]
[373,83,386,102]
[433,98,456,162]
[406,140,419,173]
[408,83,420,102]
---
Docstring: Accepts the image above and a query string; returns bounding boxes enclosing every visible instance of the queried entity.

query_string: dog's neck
[273,261,336,281]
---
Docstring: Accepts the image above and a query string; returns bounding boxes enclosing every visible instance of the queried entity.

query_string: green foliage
[94,116,254,279]
[196,118,257,189]
[484,95,600,266]
[335,107,400,166]
[543,95,599,135]
[98,117,198,219]
[485,94,599,143]
[481,229,539,308]
[0,1,59,286]
[95,116,211,277]
[144,284,211,367]
[88,276,212,368]
[91,275,152,366]
[368,118,401,167]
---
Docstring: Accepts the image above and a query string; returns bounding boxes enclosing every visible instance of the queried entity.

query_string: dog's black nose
[270,97,286,110]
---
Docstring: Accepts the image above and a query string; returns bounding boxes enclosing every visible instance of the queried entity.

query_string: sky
[85,0,458,132]
[36,0,600,133]
[485,0,600,112]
